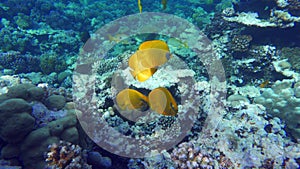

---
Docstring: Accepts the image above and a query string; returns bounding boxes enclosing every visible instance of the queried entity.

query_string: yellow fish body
[259,80,269,88]
[138,0,142,13]
[129,40,171,82]
[116,88,178,116]
[116,89,149,111]
[139,40,170,51]
[149,87,178,116]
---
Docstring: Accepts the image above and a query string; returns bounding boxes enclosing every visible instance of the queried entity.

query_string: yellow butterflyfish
[129,40,171,82]
[139,40,170,51]
[148,87,178,116]
[116,89,149,111]
[138,0,142,13]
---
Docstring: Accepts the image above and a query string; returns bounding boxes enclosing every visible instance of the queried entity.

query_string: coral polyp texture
[170,141,232,168]
[45,141,92,169]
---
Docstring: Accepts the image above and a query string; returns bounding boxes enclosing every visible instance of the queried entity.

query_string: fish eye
[139,99,149,111]
[166,52,171,60]
[170,103,177,112]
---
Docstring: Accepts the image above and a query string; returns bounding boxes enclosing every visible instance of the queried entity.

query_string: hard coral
[0,51,41,73]
[230,35,253,52]
[45,141,92,169]
[170,141,233,169]
[287,0,300,11]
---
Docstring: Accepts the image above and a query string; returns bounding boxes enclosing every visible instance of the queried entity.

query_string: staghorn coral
[45,141,92,169]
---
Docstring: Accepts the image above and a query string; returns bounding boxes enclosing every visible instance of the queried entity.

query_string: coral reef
[31,102,67,128]
[0,82,80,169]
[0,51,40,73]
[189,104,299,168]
[230,34,252,52]
[280,47,300,71]
[0,0,299,169]
[87,151,112,168]
[223,0,300,28]
[45,141,92,169]
[0,98,34,143]
[171,141,232,168]
[0,159,21,169]
[254,79,300,140]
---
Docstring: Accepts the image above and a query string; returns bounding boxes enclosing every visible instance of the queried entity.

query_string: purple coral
[31,102,67,127]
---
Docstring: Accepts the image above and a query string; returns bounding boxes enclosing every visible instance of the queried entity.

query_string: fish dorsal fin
[139,40,170,51]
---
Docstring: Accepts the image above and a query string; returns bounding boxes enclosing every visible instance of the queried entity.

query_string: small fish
[167,38,189,49]
[138,0,142,13]
[108,34,126,43]
[161,0,167,10]
[259,80,269,88]
[107,34,133,44]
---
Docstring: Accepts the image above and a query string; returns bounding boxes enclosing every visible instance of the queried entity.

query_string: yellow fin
[139,40,170,51]
[259,80,269,88]
[138,0,142,13]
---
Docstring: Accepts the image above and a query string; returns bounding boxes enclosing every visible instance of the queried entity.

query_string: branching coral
[45,141,92,169]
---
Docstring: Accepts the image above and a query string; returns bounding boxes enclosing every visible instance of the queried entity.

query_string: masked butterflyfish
[129,40,171,82]
[148,87,178,116]
[116,89,149,111]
